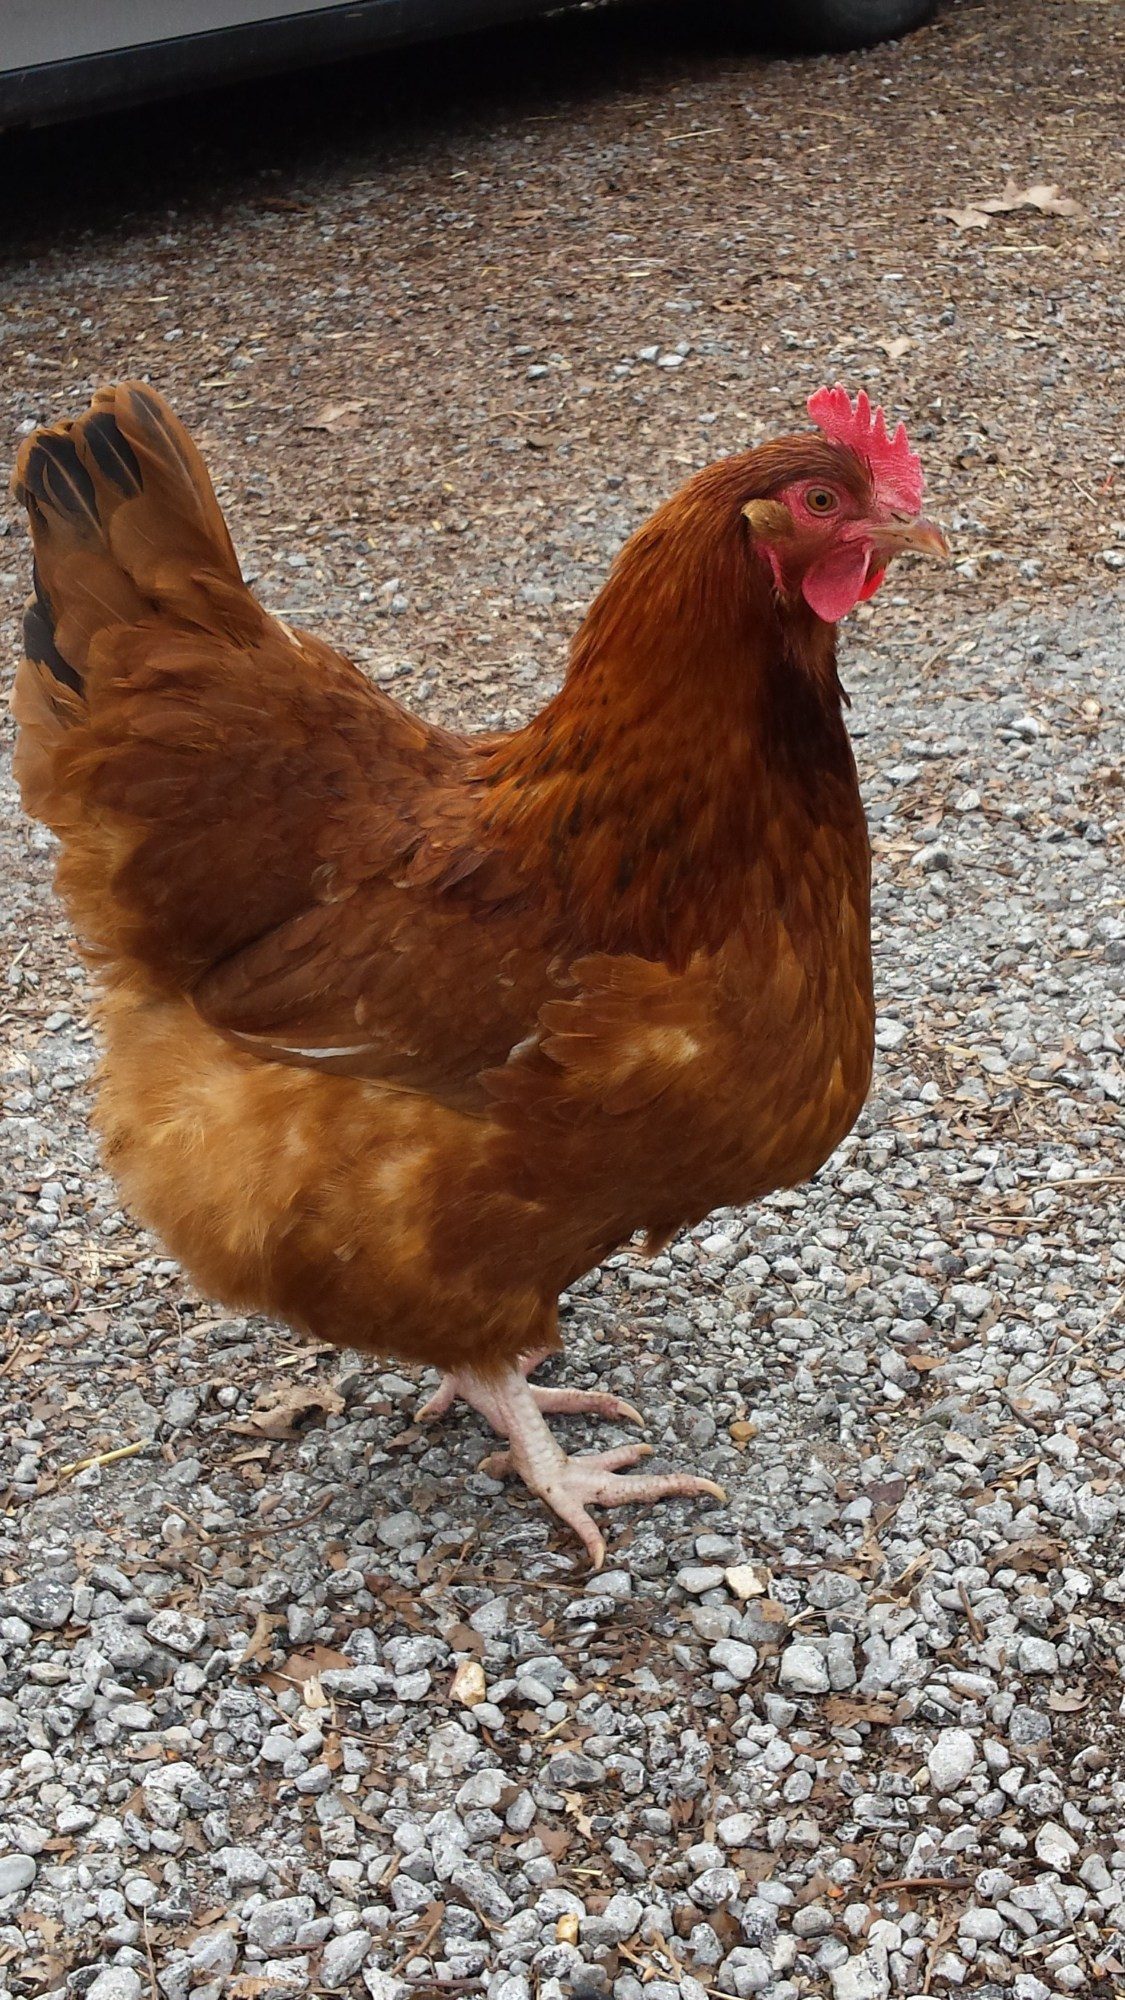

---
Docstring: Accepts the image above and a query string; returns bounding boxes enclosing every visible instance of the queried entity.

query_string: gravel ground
[2,1,1124,1995]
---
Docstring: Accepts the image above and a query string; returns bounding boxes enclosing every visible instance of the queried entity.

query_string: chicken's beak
[871,515,951,562]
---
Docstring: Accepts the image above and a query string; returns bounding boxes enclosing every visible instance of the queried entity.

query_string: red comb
[807,385,925,515]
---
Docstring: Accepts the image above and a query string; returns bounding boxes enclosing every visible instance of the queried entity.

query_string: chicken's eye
[805,487,838,515]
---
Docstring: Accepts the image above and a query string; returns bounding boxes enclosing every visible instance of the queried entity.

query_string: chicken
[11,381,947,1565]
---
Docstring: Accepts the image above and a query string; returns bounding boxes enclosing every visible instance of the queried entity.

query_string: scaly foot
[418,1349,643,1431]
[418,1363,724,1567]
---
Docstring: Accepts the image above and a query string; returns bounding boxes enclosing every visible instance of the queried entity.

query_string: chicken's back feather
[11,383,582,1111]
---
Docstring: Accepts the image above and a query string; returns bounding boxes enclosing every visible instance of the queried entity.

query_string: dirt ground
[1,2,1124,1996]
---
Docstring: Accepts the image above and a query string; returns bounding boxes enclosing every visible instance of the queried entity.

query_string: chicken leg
[420,1360,725,1567]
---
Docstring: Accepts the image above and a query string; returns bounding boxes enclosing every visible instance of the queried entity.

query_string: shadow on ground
[0,1,806,257]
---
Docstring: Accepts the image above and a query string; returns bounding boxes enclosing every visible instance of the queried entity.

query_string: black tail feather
[23,559,82,695]
[15,408,144,702]
[15,383,249,711]
[82,411,143,496]
[19,429,100,529]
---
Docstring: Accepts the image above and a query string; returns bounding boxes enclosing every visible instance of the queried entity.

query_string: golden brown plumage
[10,381,946,1563]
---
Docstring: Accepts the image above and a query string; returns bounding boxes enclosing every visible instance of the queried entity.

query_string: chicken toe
[425,1364,724,1567]
[418,1353,643,1430]
[478,1438,654,1481]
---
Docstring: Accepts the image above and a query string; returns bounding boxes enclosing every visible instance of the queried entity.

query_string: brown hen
[11,382,946,1563]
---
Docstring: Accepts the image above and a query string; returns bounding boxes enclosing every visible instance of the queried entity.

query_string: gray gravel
[2,1,1124,1995]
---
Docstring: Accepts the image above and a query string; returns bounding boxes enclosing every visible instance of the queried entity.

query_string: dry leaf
[303,398,369,432]
[334,1791,385,1832]
[709,1904,748,1948]
[228,1444,273,1467]
[239,1610,282,1667]
[386,1423,425,1452]
[986,1537,1061,1576]
[877,336,911,362]
[556,1913,580,1945]
[795,1870,838,1908]
[187,1916,238,1945]
[562,1789,595,1838]
[940,180,1086,230]
[239,1381,345,1439]
[745,1599,790,1644]
[444,1621,485,1658]
[371,1580,424,1630]
[1047,1687,1089,1713]
[450,1659,487,1708]
[534,1823,571,1861]
[939,205,991,230]
[268,1643,352,1696]
[824,1695,896,1726]
[983,180,1084,218]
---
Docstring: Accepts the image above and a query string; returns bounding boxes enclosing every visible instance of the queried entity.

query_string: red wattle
[800,544,872,623]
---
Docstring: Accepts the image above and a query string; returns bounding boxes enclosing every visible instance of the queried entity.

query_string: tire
[759,0,938,51]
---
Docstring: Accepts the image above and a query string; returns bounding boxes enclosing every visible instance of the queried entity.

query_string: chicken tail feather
[10,380,257,819]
